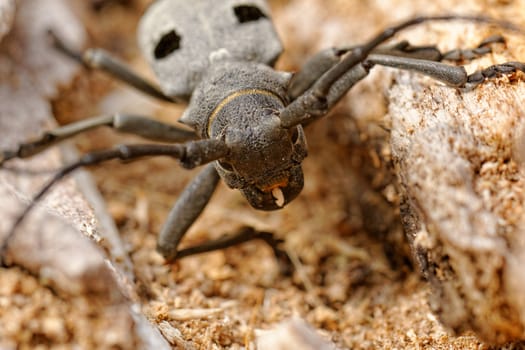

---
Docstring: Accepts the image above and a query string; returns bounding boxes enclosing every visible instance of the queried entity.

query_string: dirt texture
[1,0,525,349]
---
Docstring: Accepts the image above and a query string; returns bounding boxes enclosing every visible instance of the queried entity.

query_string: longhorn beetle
[1,0,524,267]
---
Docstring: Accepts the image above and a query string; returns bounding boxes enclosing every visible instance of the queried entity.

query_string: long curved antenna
[0,139,228,264]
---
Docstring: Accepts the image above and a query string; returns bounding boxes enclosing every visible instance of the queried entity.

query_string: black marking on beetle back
[154,30,181,59]
[234,5,267,23]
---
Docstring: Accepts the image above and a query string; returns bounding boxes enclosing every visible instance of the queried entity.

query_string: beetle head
[215,116,307,210]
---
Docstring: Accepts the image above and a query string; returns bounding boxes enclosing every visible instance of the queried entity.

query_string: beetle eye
[233,5,267,23]
[154,29,181,59]
[218,160,234,171]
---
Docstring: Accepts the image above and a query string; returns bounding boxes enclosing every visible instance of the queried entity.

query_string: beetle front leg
[175,226,292,275]
[279,15,522,128]
[374,35,506,62]
[441,35,505,61]
[156,163,220,261]
[158,164,291,272]
[280,62,371,128]
[0,140,229,265]
[288,48,344,100]
[463,61,525,89]
[281,53,525,128]
[287,34,507,103]
[366,54,525,89]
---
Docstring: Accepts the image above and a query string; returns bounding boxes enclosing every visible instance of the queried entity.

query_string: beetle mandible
[1,0,524,266]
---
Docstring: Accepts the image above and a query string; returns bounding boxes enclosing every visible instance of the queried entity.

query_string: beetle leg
[288,48,344,100]
[373,35,505,62]
[463,61,525,90]
[155,164,220,261]
[157,165,291,272]
[441,34,506,61]
[286,40,454,101]
[0,140,229,265]
[367,54,468,86]
[280,61,371,128]
[366,55,525,89]
[279,15,522,129]
[49,30,179,103]
[0,114,197,165]
[174,226,293,275]
[287,42,446,100]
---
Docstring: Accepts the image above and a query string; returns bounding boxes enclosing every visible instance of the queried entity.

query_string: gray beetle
[1,0,524,265]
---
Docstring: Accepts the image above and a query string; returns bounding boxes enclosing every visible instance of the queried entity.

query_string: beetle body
[138,0,308,210]
[181,60,307,210]
[3,0,523,264]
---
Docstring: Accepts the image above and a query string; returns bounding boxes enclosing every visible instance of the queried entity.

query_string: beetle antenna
[0,140,228,264]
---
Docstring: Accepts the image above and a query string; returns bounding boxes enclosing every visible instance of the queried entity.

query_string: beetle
[1,0,524,266]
